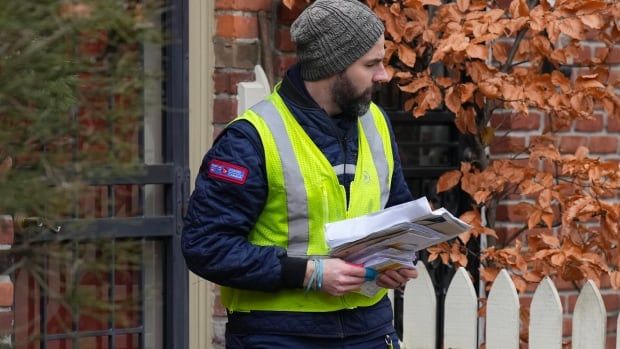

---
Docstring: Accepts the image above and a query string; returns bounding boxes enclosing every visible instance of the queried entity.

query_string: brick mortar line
[217,38,260,44]
[214,67,255,74]
[215,10,261,17]
[214,93,236,99]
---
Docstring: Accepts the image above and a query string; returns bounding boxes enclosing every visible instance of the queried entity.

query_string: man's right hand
[303,258,366,296]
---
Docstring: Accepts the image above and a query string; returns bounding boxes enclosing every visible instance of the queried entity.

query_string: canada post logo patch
[208,159,248,185]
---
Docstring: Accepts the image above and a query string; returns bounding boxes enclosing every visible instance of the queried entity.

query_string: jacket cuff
[280,256,307,289]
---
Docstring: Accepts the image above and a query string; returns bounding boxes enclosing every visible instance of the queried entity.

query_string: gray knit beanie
[290,0,385,81]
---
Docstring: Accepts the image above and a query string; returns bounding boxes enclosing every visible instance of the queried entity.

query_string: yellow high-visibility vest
[221,89,394,312]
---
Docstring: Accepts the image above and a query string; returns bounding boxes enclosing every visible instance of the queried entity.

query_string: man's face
[331,36,389,119]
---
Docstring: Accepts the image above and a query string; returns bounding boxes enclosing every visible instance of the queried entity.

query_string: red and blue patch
[208,159,249,185]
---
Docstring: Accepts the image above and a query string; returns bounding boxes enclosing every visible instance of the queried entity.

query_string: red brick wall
[212,0,299,141]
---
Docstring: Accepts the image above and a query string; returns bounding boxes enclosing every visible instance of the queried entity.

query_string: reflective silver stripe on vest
[251,101,309,257]
[360,110,390,208]
[332,164,357,176]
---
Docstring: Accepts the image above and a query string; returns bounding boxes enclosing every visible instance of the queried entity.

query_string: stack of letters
[325,197,471,296]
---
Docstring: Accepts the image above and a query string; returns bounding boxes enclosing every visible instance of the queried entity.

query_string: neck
[304,79,341,116]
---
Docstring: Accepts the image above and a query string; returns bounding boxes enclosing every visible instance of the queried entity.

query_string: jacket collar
[278,64,357,139]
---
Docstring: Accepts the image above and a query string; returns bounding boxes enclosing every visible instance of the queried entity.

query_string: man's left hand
[376,268,418,289]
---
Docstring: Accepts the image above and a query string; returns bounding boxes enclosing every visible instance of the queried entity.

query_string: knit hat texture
[290,0,385,81]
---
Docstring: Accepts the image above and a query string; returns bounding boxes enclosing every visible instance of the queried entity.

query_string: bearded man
[182,0,417,347]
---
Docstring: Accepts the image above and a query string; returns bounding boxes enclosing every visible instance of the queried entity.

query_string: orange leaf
[509,0,529,18]
[528,208,542,229]
[457,0,470,12]
[404,97,415,112]
[436,77,455,88]
[492,42,508,64]
[501,83,525,101]
[580,13,604,30]
[459,230,472,244]
[390,2,401,16]
[420,0,442,5]
[540,233,560,248]
[458,83,476,103]
[558,17,585,40]
[455,110,467,133]
[385,66,396,82]
[512,275,527,293]
[399,78,431,94]
[466,44,488,60]
[480,267,500,282]
[550,253,566,267]
[384,40,398,63]
[375,5,401,43]
[575,76,605,90]
[437,170,462,193]
[541,212,554,229]
[551,71,571,93]
[445,87,462,114]
[451,33,470,52]
[464,107,478,134]
[398,44,417,68]
[523,271,542,283]
[538,189,552,211]
[441,252,450,264]
[474,190,491,204]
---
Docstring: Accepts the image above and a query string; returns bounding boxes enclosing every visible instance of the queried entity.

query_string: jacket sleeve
[181,121,306,291]
[380,107,414,208]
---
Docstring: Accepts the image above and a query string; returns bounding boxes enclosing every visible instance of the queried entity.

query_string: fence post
[444,267,477,349]
[486,269,519,349]
[529,277,562,349]
[616,314,619,349]
[572,280,606,349]
[403,262,436,349]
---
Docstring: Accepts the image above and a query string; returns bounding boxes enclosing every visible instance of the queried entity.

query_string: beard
[331,72,381,120]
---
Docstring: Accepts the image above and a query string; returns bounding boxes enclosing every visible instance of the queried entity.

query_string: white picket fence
[397,263,620,349]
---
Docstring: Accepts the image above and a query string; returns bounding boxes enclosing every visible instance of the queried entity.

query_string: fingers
[376,270,407,289]
[319,259,366,296]
[315,260,418,296]
[376,268,417,289]
[397,268,418,279]
[342,262,367,278]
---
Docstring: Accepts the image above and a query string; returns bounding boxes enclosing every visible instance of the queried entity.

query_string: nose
[374,63,389,83]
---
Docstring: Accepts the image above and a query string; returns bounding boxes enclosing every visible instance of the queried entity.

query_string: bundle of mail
[325,197,471,296]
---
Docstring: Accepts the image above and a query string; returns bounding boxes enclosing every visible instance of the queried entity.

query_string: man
[182,0,417,347]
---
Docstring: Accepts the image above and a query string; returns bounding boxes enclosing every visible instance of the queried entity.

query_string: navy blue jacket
[182,64,413,337]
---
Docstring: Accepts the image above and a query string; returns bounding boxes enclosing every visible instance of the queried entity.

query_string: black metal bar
[72,241,79,349]
[109,239,116,349]
[163,0,189,346]
[28,217,176,241]
[139,238,146,349]
[43,327,144,340]
[83,164,176,186]
[40,252,48,349]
